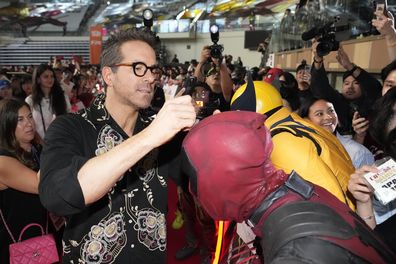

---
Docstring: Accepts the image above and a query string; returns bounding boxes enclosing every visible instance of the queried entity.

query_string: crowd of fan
[0,8,396,264]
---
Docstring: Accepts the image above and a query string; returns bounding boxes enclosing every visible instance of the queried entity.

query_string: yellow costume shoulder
[265,107,356,210]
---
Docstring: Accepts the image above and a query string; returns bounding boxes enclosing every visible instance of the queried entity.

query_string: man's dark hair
[381,60,396,82]
[370,87,396,158]
[101,28,159,71]
[296,59,307,73]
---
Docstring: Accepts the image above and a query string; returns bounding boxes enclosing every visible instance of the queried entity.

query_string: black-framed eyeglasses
[110,62,162,77]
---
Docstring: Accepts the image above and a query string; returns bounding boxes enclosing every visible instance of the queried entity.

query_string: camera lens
[210,47,221,59]
[316,42,332,57]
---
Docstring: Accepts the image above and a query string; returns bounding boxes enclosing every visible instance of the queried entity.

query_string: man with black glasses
[39,28,197,263]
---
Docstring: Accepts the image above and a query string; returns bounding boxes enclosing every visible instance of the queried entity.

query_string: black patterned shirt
[39,93,183,263]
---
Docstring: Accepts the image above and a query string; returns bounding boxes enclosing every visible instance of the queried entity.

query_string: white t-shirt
[25,94,71,140]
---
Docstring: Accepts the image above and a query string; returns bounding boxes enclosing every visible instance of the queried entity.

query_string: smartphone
[375,0,388,15]
[304,64,311,73]
[351,103,368,119]
[303,64,311,83]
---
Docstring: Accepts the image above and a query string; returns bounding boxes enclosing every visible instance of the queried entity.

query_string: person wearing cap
[0,79,12,100]
[263,68,310,112]
[263,67,284,84]
[194,45,233,107]
[295,59,311,91]
[310,43,382,136]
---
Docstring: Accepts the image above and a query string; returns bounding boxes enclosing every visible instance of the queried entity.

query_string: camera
[183,76,217,119]
[301,16,349,57]
[316,31,339,57]
[209,24,224,59]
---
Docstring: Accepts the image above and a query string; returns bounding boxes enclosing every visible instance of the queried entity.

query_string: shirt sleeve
[310,63,342,102]
[39,114,92,216]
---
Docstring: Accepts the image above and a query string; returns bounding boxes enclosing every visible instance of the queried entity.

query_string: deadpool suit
[181,111,396,264]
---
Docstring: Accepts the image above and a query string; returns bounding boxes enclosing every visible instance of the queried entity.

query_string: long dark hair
[298,95,323,118]
[0,99,39,170]
[370,87,396,159]
[31,64,67,116]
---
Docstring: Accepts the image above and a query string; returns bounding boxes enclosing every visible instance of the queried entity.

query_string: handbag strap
[39,102,46,132]
[18,223,45,242]
[0,208,16,243]
[0,208,49,243]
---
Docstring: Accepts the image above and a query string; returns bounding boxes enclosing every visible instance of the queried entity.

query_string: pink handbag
[9,223,59,264]
[0,209,59,264]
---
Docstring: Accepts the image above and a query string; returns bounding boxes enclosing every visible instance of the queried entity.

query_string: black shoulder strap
[270,126,322,156]
[261,201,356,262]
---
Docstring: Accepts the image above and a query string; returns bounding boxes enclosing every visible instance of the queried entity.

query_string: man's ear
[102,66,113,87]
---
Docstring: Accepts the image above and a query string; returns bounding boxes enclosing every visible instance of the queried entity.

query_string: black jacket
[310,63,382,135]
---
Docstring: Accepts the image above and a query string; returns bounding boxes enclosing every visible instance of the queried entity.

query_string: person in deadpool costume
[181,111,396,264]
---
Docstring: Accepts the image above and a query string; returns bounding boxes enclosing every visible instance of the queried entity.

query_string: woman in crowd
[0,99,49,262]
[348,88,396,254]
[25,64,70,140]
[299,96,374,169]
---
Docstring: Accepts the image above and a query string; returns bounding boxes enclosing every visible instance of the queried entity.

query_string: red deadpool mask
[181,111,288,222]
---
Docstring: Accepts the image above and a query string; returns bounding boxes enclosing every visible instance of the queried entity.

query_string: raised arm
[336,46,382,100]
[77,95,196,204]
[372,10,396,61]
[310,41,342,103]
[213,57,233,102]
[39,95,196,216]
[194,46,211,82]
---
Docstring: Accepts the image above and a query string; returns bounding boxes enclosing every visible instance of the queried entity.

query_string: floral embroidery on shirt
[135,209,166,251]
[81,213,126,263]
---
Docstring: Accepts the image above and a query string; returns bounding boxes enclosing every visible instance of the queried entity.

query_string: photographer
[310,41,382,136]
[194,45,233,106]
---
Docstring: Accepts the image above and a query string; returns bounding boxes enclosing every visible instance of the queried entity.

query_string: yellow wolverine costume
[231,80,356,210]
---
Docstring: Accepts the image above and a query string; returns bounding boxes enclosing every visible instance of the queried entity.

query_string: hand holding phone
[375,0,388,17]
[303,64,311,83]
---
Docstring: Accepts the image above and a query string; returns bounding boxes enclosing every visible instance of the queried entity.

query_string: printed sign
[90,25,103,65]
[364,157,396,205]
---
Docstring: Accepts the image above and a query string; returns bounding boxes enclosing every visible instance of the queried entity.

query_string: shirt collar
[85,93,151,138]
